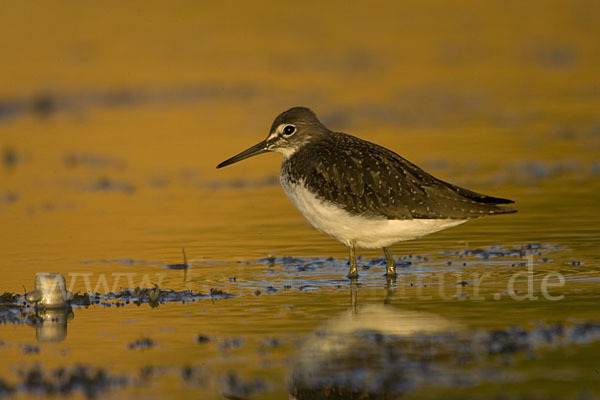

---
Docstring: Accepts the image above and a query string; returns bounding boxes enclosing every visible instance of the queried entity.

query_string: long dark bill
[216,140,268,168]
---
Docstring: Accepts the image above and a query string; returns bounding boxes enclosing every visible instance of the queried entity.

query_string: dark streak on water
[0,85,256,123]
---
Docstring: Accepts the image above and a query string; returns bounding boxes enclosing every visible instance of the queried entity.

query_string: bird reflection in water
[290,279,459,399]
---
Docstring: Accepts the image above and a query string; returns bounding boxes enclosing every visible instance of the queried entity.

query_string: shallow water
[1,1,600,399]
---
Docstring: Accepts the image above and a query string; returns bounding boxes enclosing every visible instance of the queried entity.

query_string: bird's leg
[383,247,397,277]
[350,278,358,314]
[384,275,394,305]
[347,244,358,279]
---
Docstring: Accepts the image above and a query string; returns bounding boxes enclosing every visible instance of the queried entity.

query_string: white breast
[280,178,467,249]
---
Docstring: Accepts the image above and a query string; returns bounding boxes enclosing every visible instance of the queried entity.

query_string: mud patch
[257,254,421,272]
[0,287,234,326]
[5,365,127,399]
[127,337,156,350]
[442,243,561,259]
[85,177,135,194]
[220,371,267,399]
[0,363,270,400]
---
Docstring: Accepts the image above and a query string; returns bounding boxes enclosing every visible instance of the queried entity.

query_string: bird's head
[217,107,328,168]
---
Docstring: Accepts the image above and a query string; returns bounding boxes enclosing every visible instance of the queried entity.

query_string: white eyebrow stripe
[267,132,279,141]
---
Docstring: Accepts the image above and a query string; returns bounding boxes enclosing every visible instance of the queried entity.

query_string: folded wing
[302,133,516,220]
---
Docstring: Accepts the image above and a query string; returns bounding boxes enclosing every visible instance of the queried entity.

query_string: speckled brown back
[282,131,515,220]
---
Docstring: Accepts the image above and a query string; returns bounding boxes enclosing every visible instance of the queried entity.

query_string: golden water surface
[1,1,599,399]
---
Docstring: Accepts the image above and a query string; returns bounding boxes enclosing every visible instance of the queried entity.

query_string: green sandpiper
[217,107,516,279]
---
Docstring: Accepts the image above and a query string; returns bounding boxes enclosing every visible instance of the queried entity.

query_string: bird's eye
[282,125,296,136]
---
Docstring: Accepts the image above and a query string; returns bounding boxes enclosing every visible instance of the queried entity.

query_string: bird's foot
[385,264,397,278]
[382,247,398,279]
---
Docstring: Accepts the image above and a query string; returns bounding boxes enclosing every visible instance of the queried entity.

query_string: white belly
[281,179,467,249]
